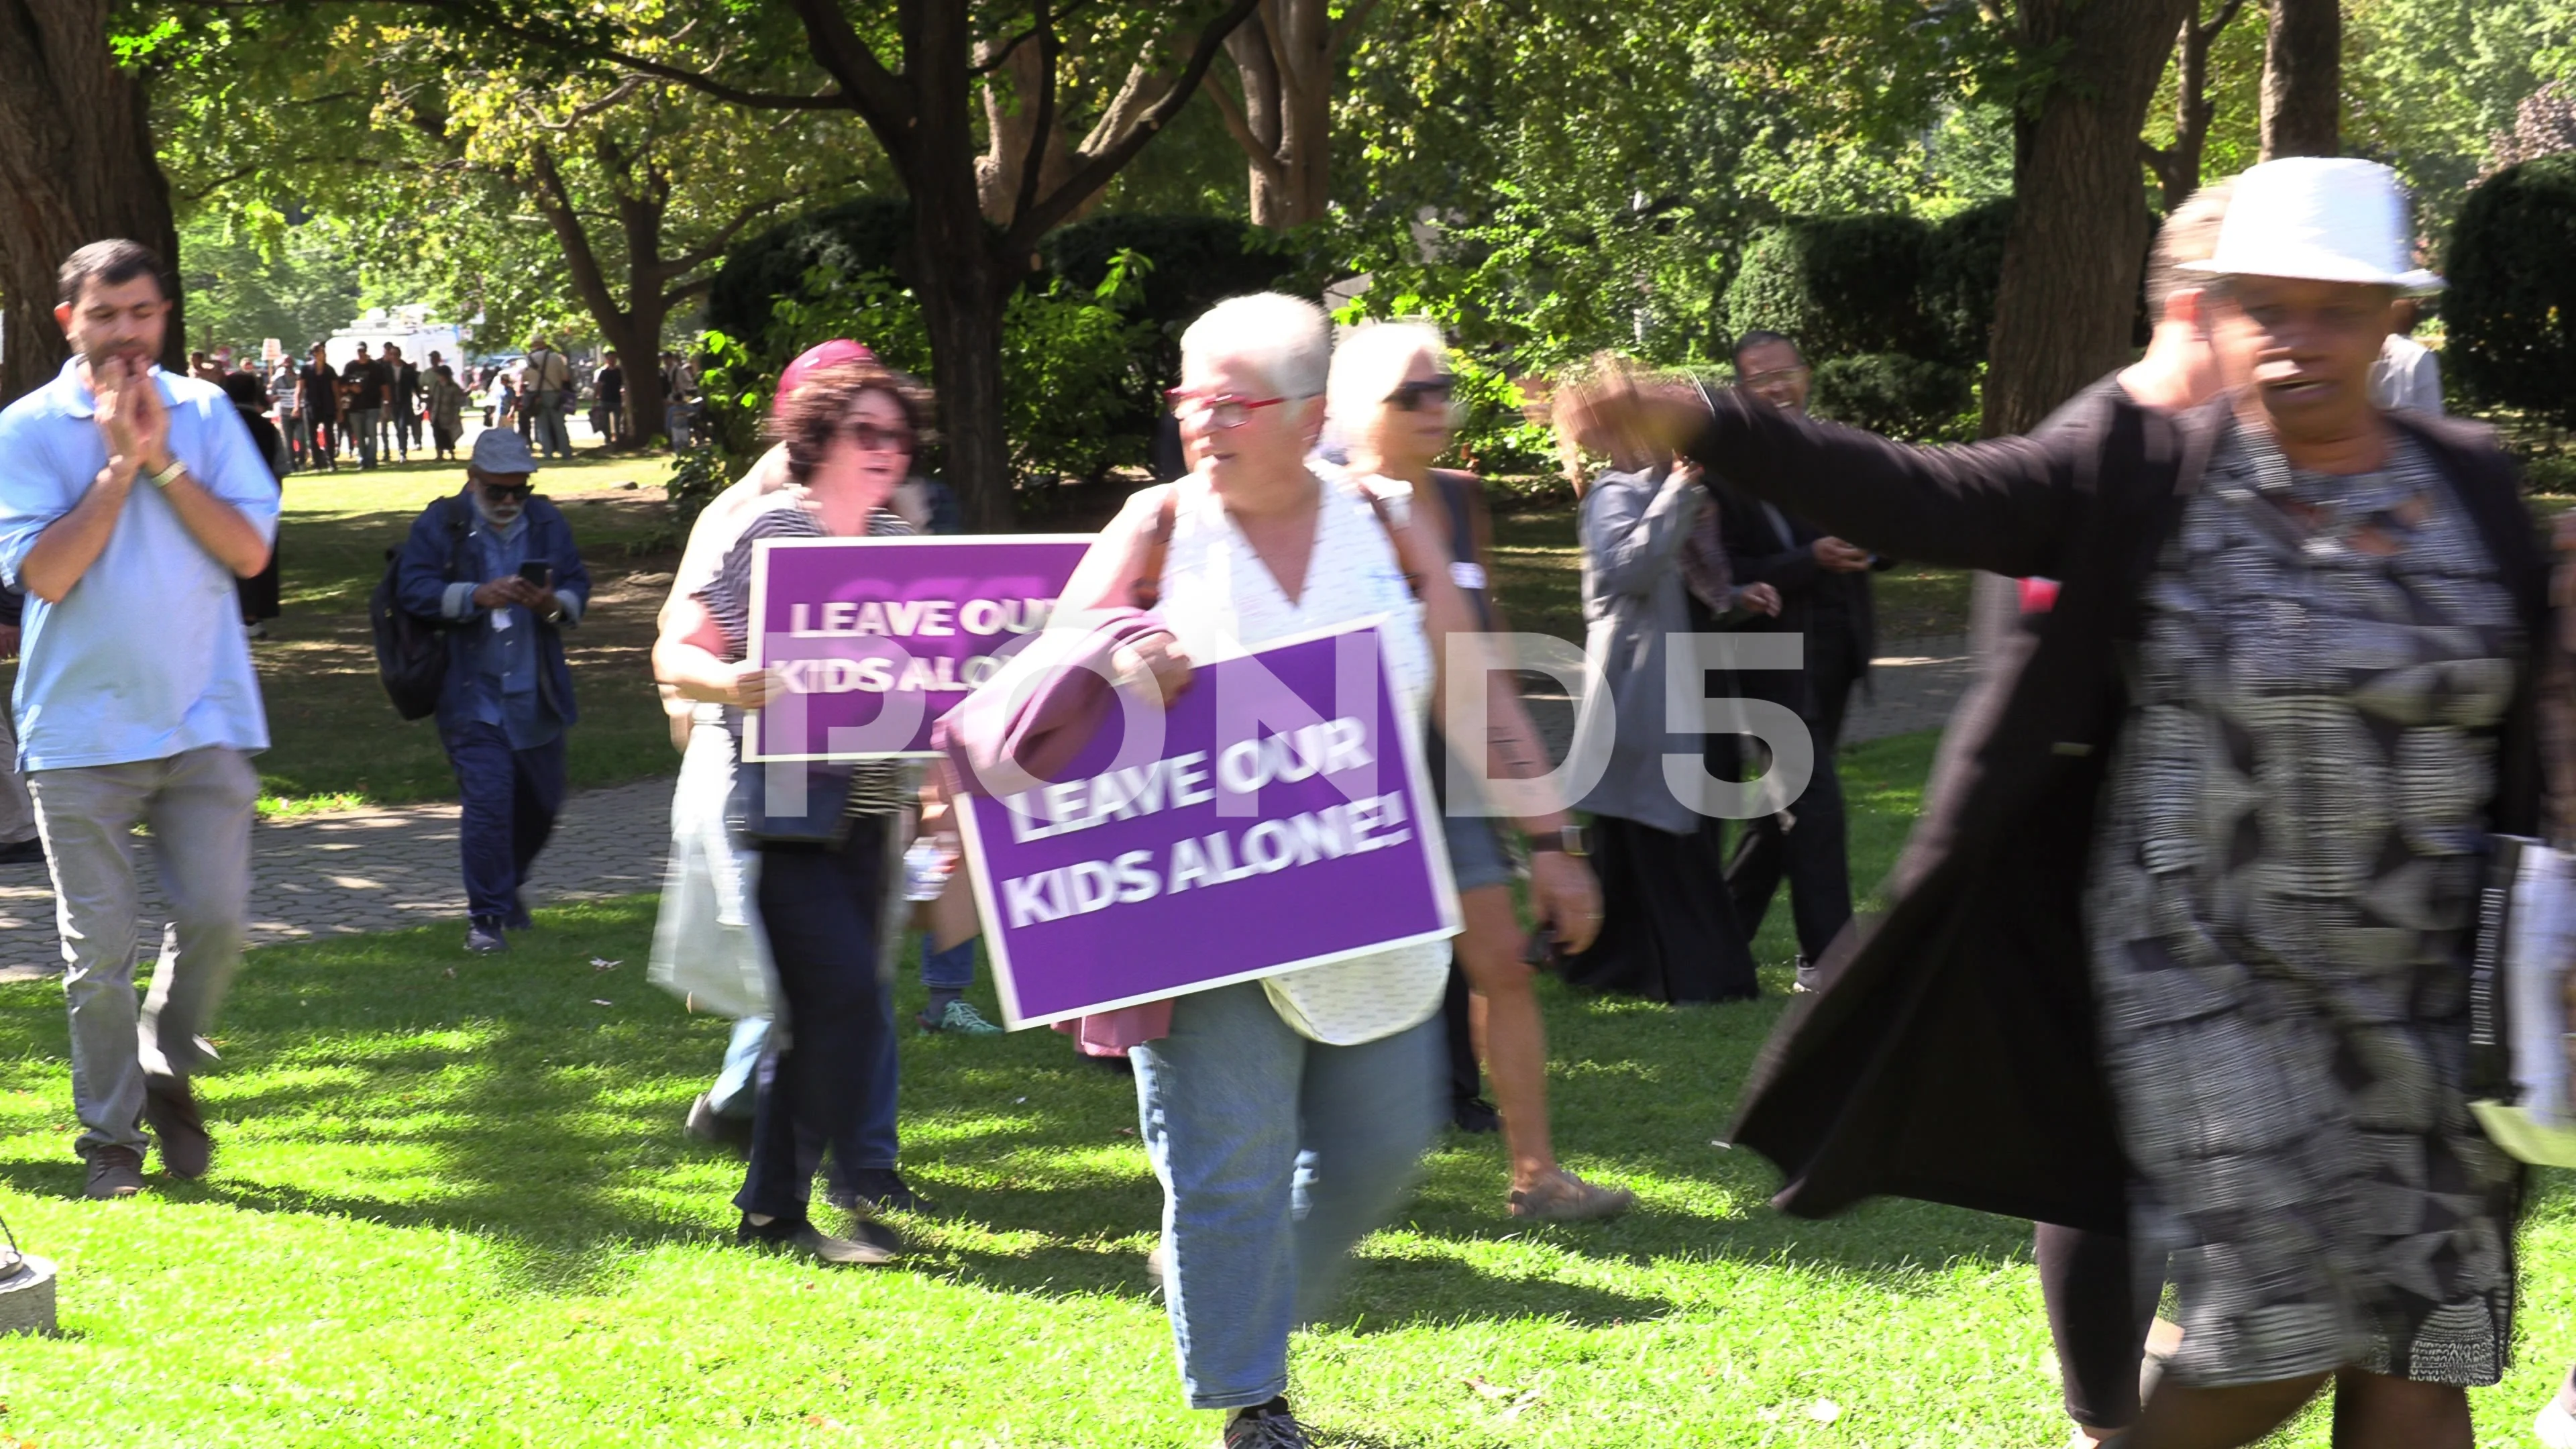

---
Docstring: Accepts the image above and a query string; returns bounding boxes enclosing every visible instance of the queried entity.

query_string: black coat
[1713,481,1880,717]
[1690,386,2551,1233]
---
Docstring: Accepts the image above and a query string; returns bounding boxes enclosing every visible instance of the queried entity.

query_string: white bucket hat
[2181,156,2443,293]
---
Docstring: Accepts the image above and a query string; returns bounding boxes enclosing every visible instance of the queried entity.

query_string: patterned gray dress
[2087,425,2524,1389]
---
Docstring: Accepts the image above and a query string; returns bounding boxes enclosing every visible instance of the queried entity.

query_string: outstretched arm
[1682,389,2072,580]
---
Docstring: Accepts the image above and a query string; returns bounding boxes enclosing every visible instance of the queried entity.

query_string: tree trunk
[977,38,1102,227]
[2260,0,2340,160]
[619,320,667,446]
[913,3,1018,531]
[1216,0,1340,229]
[1983,0,2194,437]
[0,0,185,405]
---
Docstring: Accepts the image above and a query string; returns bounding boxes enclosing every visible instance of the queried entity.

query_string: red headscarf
[774,339,877,417]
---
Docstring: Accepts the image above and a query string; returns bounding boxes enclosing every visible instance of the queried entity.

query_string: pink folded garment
[936,606,1181,1045]
[1052,1005,1168,1054]
[934,606,1175,800]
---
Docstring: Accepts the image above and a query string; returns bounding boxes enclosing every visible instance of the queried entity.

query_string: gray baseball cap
[470,429,540,475]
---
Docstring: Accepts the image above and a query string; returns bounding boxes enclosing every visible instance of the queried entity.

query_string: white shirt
[2370,333,2444,415]
[1148,470,1450,1044]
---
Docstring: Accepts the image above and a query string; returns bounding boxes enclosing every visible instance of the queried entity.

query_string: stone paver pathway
[0,777,676,980]
[0,637,1974,981]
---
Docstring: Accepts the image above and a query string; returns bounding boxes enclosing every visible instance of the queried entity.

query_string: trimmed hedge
[1041,213,1297,339]
[1719,200,2013,368]
[694,207,1299,490]
[1810,353,1977,442]
[703,197,913,348]
[2447,154,2576,427]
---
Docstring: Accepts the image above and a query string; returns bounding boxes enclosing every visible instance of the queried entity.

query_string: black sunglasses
[847,423,915,453]
[479,479,534,498]
[1385,377,1455,412]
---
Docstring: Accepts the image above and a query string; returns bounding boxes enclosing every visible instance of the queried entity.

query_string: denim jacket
[393,491,591,732]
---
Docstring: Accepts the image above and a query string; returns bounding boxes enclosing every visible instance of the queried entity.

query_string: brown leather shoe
[85,1144,146,1199]
[144,1075,211,1179]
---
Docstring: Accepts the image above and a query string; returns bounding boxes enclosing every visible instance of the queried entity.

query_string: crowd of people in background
[175,335,695,481]
[10,149,2569,1449]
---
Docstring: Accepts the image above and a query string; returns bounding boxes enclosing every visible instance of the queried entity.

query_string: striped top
[698,491,915,816]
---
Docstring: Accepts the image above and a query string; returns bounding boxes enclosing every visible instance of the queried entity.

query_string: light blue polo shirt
[0,360,280,771]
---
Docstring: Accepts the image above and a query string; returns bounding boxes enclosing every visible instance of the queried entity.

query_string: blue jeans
[710,1015,768,1119]
[736,828,899,1218]
[438,721,566,924]
[532,400,572,458]
[920,936,977,995]
[1131,983,1442,1409]
[346,407,382,467]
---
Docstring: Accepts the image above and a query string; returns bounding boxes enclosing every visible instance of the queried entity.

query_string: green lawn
[248,448,685,813]
[0,729,2565,1447]
[25,449,1974,818]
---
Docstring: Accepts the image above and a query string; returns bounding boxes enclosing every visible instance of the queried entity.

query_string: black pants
[1724,624,1860,961]
[1440,961,1481,1110]
[1557,815,1758,1003]
[2036,1222,2159,1430]
[737,827,894,1220]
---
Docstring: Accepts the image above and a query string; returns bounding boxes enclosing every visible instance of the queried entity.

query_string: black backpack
[370,497,470,720]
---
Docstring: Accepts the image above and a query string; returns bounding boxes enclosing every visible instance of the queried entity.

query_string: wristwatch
[143,457,187,490]
[1527,823,1590,858]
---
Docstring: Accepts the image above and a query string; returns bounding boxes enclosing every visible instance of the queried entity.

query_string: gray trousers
[28,746,258,1157]
[0,713,35,845]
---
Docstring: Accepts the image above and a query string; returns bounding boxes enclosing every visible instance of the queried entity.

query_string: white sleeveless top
[1152,470,1451,1045]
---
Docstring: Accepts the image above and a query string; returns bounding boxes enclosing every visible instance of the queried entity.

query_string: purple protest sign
[957,622,1462,1029]
[744,535,1091,761]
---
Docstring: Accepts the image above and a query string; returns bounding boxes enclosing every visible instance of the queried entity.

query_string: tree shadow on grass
[0,883,2043,1330]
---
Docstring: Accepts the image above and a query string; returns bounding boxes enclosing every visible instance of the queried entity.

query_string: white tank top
[1152,470,1450,1045]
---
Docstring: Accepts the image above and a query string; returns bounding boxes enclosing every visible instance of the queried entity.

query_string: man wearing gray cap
[394,428,591,953]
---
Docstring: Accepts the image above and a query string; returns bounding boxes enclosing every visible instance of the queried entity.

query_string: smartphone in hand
[516,561,553,590]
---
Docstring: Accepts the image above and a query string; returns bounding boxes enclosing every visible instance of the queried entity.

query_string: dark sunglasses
[847,421,915,453]
[479,479,534,498]
[1386,377,1455,412]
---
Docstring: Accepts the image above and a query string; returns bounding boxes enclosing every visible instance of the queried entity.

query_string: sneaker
[1220,1398,1314,1449]
[465,918,508,954]
[1508,1167,1637,1222]
[85,1144,146,1199]
[834,1167,926,1215]
[683,1092,755,1158]
[142,1074,212,1179]
[0,837,43,866]
[1792,955,1823,994]
[1451,1096,1501,1134]
[918,1000,1003,1036]
[735,1213,897,1266]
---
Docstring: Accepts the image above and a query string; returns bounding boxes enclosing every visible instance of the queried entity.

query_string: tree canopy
[5,0,2569,460]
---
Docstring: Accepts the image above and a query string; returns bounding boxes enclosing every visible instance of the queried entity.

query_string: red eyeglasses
[1166,388,1289,429]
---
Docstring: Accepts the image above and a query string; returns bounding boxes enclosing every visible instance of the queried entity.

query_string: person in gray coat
[1556,451,1778,1002]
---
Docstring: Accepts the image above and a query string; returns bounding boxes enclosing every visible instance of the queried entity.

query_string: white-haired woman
[1324,320,1635,1222]
[1051,294,1601,1448]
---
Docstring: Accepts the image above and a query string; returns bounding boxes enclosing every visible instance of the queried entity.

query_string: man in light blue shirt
[0,239,279,1200]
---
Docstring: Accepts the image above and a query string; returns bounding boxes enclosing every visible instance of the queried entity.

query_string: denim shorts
[1438,763,1518,894]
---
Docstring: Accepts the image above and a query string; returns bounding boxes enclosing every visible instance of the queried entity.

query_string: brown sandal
[1507,1168,1637,1222]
